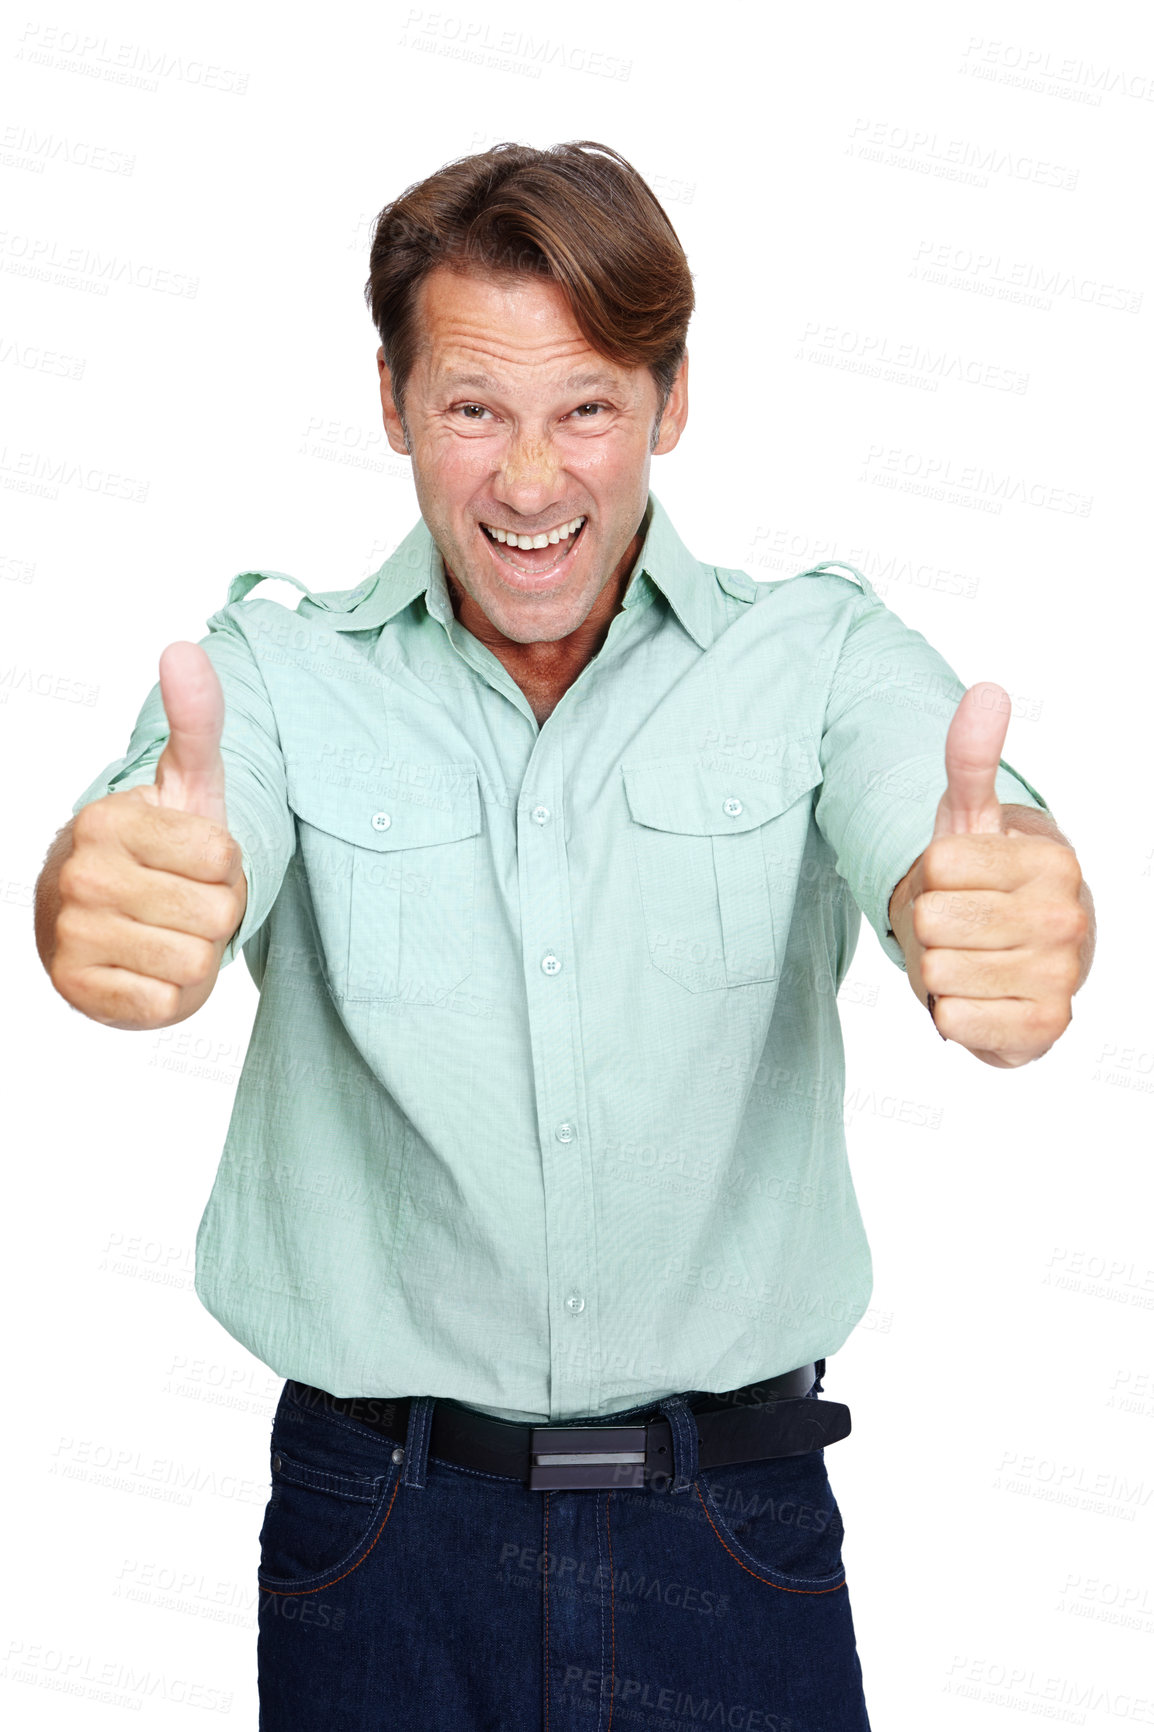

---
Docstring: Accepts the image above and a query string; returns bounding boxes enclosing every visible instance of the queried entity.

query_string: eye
[571,403,604,418]
[456,403,490,420]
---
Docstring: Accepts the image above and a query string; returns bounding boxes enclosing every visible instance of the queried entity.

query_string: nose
[491,428,567,522]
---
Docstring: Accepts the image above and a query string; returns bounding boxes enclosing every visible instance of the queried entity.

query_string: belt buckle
[528,1424,648,1490]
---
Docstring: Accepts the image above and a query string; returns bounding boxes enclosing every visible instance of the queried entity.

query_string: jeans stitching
[693,1478,847,1594]
[258,1471,403,1596]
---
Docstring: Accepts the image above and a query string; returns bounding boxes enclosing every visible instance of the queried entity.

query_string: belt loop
[657,1393,699,1493]
[400,1395,435,1490]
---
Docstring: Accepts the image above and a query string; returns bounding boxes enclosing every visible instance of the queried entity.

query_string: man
[36,142,1093,1729]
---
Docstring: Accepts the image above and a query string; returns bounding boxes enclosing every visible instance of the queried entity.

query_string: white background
[3,0,1152,1725]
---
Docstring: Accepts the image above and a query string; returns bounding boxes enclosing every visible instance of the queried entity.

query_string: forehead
[410,265,639,393]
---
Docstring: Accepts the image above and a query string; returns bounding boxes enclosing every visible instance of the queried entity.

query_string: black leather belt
[286,1361,851,1491]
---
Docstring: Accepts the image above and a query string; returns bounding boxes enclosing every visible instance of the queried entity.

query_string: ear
[377,347,410,455]
[651,351,689,456]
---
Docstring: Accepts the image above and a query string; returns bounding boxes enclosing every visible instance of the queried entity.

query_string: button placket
[516,764,597,1416]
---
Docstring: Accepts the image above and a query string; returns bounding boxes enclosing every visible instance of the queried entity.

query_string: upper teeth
[483,516,586,548]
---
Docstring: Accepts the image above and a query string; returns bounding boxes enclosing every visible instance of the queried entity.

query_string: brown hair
[363,141,694,434]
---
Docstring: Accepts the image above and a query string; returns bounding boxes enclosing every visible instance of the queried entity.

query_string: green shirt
[72,493,1049,1422]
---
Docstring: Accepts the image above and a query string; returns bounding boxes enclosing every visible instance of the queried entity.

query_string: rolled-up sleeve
[813,587,1052,970]
[70,609,294,970]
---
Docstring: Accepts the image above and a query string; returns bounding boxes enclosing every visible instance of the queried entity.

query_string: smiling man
[36,142,1093,1730]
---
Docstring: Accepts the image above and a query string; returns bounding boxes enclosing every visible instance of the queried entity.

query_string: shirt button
[541,953,562,975]
[722,797,743,818]
[371,811,392,831]
[566,1292,585,1314]
[555,1122,575,1144]
[531,804,551,825]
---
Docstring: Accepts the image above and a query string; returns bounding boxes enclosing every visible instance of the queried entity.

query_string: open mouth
[479,515,587,580]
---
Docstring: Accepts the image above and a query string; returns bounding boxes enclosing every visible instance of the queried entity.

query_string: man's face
[376,266,687,646]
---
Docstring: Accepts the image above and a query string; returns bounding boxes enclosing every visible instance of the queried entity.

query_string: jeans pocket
[696,1447,847,1593]
[257,1447,401,1594]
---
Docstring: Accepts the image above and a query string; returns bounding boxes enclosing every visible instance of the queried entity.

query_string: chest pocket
[286,767,482,1003]
[622,746,823,992]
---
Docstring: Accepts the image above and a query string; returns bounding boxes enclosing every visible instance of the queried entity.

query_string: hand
[890,682,1089,1068]
[49,643,248,1031]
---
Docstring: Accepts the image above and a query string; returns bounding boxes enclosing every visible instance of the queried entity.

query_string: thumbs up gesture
[47,643,248,1031]
[887,682,1091,1068]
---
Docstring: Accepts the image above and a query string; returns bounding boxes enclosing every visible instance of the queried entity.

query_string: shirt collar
[301,489,715,650]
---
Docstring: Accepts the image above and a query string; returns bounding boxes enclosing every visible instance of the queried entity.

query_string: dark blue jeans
[257,1376,871,1730]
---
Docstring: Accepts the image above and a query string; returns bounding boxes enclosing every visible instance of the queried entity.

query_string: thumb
[932,681,1010,837]
[151,642,228,826]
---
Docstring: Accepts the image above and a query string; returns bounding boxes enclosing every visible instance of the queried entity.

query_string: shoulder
[710,557,882,618]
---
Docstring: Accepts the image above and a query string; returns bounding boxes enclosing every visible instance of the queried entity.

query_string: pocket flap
[622,743,822,835]
[287,764,481,851]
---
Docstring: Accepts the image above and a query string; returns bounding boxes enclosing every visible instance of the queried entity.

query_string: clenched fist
[39,642,248,1031]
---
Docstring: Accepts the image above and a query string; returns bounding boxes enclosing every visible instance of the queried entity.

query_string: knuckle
[181,938,218,989]
[72,800,111,842]
[54,905,88,950]
[920,949,945,992]
[920,838,950,885]
[148,981,182,1025]
[205,888,241,943]
[911,898,934,944]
